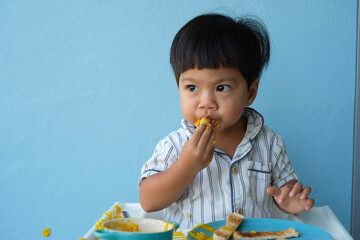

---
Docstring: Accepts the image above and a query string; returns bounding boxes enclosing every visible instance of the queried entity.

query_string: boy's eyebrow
[179,77,202,83]
[213,77,238,84]
[179,77,195,82]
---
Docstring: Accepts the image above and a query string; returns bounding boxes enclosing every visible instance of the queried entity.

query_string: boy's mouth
[195,117,220,128]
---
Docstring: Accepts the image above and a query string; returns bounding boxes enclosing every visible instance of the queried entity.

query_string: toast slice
[213,213,245,240]
[233,227,299,239]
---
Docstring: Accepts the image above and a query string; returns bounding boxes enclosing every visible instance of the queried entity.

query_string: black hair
[170,13,270,88]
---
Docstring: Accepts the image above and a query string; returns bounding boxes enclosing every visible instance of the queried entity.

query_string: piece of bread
[233,227,299,240]
[226,212,245,230]
[213,226,235,240]
[213,213,245,240]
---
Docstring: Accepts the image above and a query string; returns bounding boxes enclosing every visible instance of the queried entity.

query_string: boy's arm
[140,123,216,212]
[266,180,314,214]
[139,159,197,212]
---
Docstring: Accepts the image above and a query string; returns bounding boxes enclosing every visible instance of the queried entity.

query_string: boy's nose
[198,93,217,110]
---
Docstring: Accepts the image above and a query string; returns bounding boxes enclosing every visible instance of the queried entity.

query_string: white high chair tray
[82,202,352,240]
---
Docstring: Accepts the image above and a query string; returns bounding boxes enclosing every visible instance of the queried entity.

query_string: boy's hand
[266,180,314,214]
[177,122,216,176]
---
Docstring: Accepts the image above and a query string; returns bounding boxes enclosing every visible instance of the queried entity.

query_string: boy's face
[178,67,259,132]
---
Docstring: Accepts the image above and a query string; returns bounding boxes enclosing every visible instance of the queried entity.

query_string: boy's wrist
[174,159,199,180]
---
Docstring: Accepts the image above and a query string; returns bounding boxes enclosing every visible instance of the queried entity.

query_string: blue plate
[187,218,333,240]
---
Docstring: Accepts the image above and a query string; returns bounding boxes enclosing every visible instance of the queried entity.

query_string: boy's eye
[217,85,230,92]
[187,85,198,92]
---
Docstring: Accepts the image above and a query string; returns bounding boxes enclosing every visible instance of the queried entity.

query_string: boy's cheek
[182,114,197,127]
[180,107,197,125]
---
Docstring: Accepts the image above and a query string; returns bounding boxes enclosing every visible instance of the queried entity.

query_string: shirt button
[231,165,239,174]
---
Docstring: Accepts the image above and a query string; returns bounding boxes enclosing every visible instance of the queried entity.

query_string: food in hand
[195,117,220,128]
[213,212,245,240]
[195,117,211,127]
[232,227,299,239]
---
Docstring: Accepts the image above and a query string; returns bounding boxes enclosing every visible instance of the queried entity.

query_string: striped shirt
[139,108,298,228]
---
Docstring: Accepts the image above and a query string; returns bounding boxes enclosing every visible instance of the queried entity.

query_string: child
[139,13,314,229]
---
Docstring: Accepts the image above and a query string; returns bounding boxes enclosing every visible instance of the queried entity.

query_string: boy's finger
[289,182,303,198]
[296,194,314,210]
[305,198,315,210]
[277,186,291,203]
[191,124,206,144]
[300,186,312,200]
[197,125,213,149]
[266,186,281,197]
[204,131,216,155]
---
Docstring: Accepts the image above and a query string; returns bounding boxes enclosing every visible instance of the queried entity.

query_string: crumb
[42,228,51,237]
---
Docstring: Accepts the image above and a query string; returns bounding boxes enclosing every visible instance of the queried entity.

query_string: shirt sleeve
[271,133,299,188]
[139,136,179,187]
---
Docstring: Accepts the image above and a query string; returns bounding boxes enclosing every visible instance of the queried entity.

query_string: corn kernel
[114,205,122,215]
[103,211,112,219]
[195,117,211,127]
[42,228,51,237]
[95,224,104,231]
[199,118,211,125]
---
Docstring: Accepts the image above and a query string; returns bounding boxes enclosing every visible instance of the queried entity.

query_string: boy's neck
[215,116,247,158]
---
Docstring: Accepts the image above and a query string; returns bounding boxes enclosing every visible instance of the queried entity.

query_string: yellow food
[42,228,51,237]
[103,211,113,219]
[114,205,122,215]
[95,204,126,230]
[198,223,217,233]
[195,118,211,127]
[189,230,213,240]
[174,230,187,240]
[164,221,175,231]
[95,221,105,230]
[195,117,220,128]
[200,118,211,125]
[116,222,139,232]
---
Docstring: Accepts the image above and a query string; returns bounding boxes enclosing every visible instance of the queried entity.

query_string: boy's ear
[246,78,259,106]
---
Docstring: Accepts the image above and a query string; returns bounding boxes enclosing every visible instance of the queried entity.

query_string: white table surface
[82,202,352,240]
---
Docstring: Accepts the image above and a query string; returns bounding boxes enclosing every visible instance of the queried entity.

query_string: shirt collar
[181,107,264,142]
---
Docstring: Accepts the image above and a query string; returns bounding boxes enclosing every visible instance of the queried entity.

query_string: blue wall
[0,1,356,239]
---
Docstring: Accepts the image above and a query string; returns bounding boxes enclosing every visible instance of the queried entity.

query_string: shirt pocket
[247,161,272,201]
